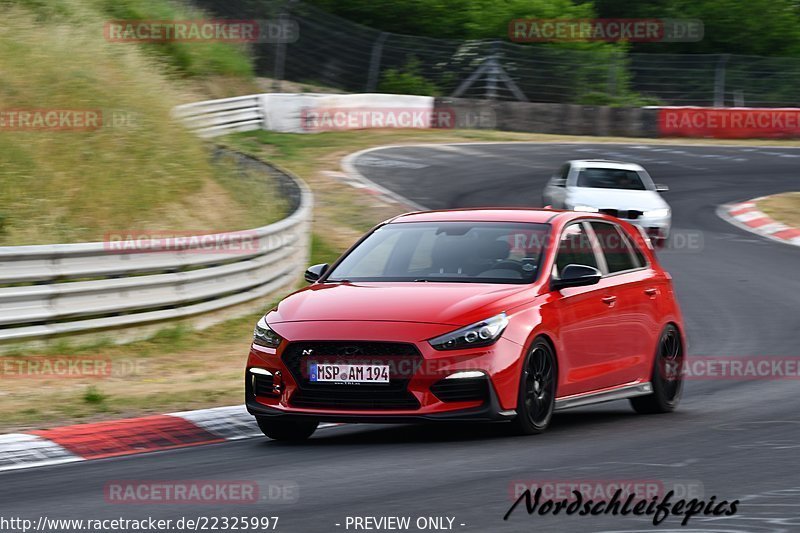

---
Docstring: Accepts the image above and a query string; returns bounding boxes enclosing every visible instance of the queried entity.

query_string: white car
[542,160,671,243]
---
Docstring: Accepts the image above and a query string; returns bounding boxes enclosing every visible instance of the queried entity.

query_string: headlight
[572,205,599,213]
[253,316,282,348]
[428,313,509,351]
[647,208,671,218]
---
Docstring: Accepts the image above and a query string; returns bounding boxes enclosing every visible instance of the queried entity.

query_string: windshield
[576,168,651,191]
[326,221,550,284]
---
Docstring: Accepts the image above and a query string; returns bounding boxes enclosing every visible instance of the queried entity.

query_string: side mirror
[304,263,328,283]
[551,264,602,291]
[655,184,669,193]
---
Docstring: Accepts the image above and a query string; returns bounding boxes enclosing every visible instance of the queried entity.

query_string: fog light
[445,370,485,379]
[249,368,282,397]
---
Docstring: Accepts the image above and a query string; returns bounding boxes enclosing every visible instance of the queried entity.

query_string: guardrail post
[366,32,389,92]
[259,94,271,130]
[607,51,620,98]
[272,10,290,93]
[713,54,729,107]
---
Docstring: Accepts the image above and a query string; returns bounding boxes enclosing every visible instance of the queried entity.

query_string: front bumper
[244,326,524,423]
[627,214,671,240]
[245,388,514,424]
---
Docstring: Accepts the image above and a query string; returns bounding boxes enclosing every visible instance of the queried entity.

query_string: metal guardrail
[172,95,264,138]
[0,149,312,344]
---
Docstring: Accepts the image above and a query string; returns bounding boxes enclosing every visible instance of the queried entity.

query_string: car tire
[630,324,684,414]
[508,338,557,435]
[256,417,319,441]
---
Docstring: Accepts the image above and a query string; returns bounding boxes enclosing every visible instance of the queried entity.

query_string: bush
[576,92,665,107]
[83,385,107,404]
[379,58,440,96]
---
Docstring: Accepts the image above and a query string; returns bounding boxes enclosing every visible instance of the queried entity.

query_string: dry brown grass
[0,4,276,246]
[757,192,800,228]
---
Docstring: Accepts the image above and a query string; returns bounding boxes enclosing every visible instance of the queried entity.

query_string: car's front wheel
[256,417,319,441]
[630,324,684,414]
[509,338,557,435]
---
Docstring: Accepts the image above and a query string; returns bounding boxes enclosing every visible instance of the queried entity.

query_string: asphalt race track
[2,143,800,532]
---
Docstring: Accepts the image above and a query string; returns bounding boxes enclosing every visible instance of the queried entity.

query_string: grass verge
[0,1,269,246]
[757,192,800,228]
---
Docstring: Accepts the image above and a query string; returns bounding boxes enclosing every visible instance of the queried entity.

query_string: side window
[589,222,637,273]
[552,164,569,187]
[553,223,598,278]
[629,236,649,268]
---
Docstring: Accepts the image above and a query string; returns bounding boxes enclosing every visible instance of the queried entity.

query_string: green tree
[591,0,800,55]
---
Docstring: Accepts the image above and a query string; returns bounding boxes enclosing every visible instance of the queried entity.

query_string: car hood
[568,188,668,211]
[268,282,531,326]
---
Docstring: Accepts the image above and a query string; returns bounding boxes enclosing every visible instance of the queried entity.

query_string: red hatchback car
[246,209,685,440]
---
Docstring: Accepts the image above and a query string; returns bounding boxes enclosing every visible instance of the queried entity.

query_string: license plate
[309,363,390,384]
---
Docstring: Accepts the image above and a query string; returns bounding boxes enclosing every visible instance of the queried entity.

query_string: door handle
[644,288,658,297]
[601,296,617,306]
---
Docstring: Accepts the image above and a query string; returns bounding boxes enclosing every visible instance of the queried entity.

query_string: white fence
[172,95,264,138]
[172,93,436,136]
[0,153,312,345]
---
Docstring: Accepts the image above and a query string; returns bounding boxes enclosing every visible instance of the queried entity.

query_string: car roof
[388,208,586,225]
[568,159,645,171]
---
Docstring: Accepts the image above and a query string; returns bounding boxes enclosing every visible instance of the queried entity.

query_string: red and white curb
[722,198,800,246]
[0,405,335,473]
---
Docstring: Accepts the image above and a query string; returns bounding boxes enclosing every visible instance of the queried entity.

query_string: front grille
[282,341,422,410]
[600,209,642,220]
[431,377,489,403]
[291,389,420,409]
